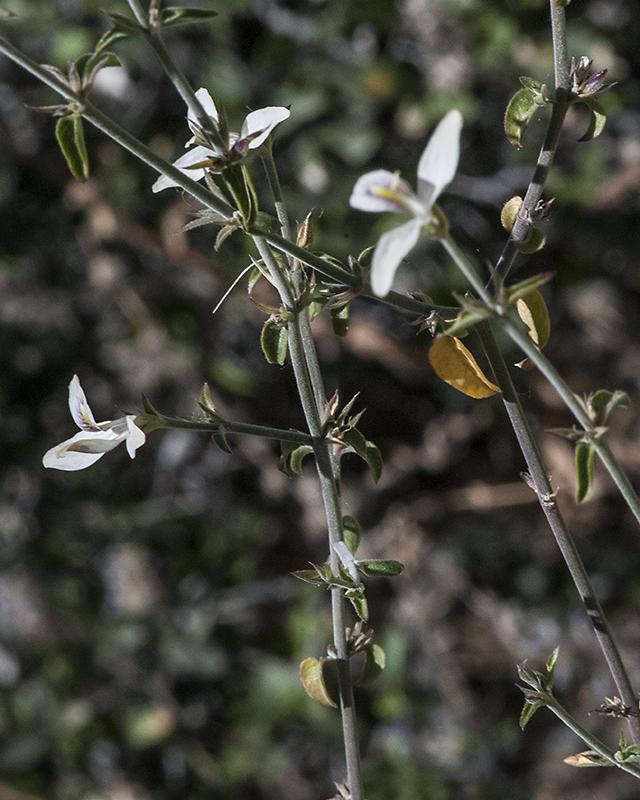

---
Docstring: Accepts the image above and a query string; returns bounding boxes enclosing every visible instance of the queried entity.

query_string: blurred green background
[2,1,640,798]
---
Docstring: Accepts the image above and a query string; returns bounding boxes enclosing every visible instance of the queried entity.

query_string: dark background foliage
[2,1,640,798]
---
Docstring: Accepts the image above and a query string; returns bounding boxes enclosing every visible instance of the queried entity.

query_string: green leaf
[342,516,360,555]
[289,445,314,474]
[504,87,543,148]
[261,319,289,365]
[341,426,367,458]
[364,440,383,482]
[544,646,559,686]
[519,698,545,729]
[201,382,216,413]
[356,643,386,686]
[141,394,161,416]
[444,307,493,337]
[55,114,89,181]
[292,569,325,585]
[357,559,404,578]
[578,97,607,142]
[331,302,350,336]
[212,430,232,454]
[105,11,147,37]
[299,657,337,708]
[346,589,368,622]
[503,273,554,305]
[160,7,219,27]
[95,26,132,53]
[589,389,629,426]
[575,442,596,502]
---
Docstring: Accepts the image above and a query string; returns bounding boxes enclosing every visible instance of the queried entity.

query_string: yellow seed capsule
[428,336,502,398]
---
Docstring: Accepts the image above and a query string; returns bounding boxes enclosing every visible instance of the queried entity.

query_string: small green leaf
[289,445,314,474]
[201,382,216,413]
[212,430,232,454]
[299,657,337,708]
[105,11,147,37]
[444,307,493,337]
[520,698,545,729]
[356,643,386,686]
[578,96,607,142]
[364,440,383,482]
[342,426,367,458]
[331,302,350,336]
[160,7,219,27]
[346,589,368,622]
[292,570,325,585]
[589,389,629,426]
[95,26,132,52]
[343,516,360,555]
[357,559,404,578]
[504,87,542,148]
[545,646,559,685]
[575,442,596,502]
[55,114,89,181]
[503,273,554,305]
[141,394,161,416]
[261,319,289,365]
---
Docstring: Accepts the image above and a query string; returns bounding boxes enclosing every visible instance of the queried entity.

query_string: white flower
[153,88,290,193]
[43,375,145,471]
[350,109,463,297]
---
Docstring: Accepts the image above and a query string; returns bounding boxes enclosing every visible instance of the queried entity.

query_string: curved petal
[188,87,219,133]
[125,416,146,458]
[417,109,462,208]
[43,429,123,471]
[152,146,211,193]
[370,217,423,297]
[350,170,415,213]
[240,106,290,150]
[68,375,100,431]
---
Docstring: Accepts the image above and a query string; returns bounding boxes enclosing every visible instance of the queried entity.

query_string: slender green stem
[494,0,571,280]
[544,695,640,779]
[0,35,235,220]
[502,314,640,527]
[125,0,226,152]
[479,322,640,744]
[160,416,314,444]
[254,236,363,800]
[261,144,293,243]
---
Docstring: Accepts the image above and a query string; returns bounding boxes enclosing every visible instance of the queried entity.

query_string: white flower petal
[370,217,424,297]
[43,428,123,471]
[188,87,219,133]
[125,416,146,458]
[240,106,290,150]
[68,375,100,431]
[416,109,462,207]
[152,146,212,193]
[349,170,415,213]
